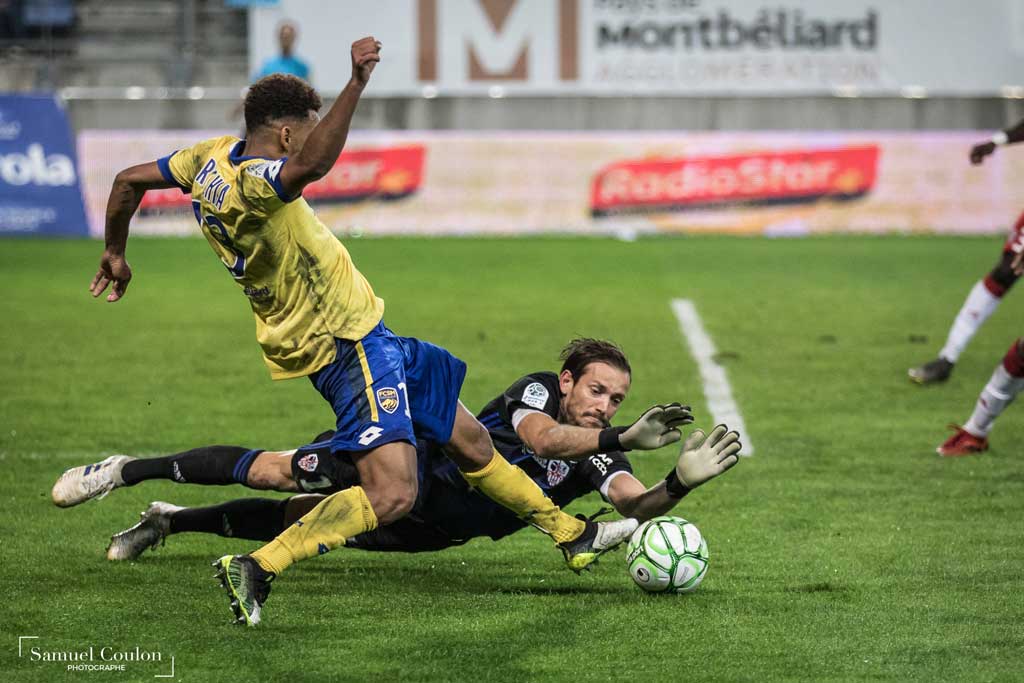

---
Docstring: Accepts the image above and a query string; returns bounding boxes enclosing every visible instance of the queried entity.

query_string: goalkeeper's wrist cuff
[599,426,629,453]
[664,469,692,499]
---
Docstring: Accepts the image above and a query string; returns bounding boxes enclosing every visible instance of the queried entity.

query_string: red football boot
[936,425,989,457]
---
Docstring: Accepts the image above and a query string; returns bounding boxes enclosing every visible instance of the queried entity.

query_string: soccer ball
[626,516,709,594]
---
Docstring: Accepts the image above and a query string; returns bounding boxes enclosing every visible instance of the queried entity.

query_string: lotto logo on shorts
[297,453,319,473]
[376,387,400,414]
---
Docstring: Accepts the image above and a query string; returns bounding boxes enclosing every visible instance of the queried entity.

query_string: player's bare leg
[215,440,414,626]
[444,402,637,573]
[910,252,1020,385]
[244,451,301,490]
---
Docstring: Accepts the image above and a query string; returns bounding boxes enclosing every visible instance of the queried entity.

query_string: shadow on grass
[783,581,849,594]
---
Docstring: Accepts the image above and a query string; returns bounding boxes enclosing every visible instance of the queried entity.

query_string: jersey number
[192,200,246,279]
[397,382,412,419]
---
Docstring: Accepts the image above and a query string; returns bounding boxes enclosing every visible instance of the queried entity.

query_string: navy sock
[120,446,260,486]
[168,498,289,541]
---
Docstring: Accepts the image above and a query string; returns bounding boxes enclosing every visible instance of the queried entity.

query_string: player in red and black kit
[96,339,742,560]
[908,121,1024,385]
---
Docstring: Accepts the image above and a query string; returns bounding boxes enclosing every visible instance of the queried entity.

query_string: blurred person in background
[0,0,24,39]
[254,20,309,82]
[909,120,1024,385]
[232,20,311,131]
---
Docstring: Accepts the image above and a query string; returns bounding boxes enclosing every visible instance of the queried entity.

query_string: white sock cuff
[987,365,1024,401]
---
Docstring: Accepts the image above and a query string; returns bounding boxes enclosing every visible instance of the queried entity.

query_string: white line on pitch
[671,299,754,455]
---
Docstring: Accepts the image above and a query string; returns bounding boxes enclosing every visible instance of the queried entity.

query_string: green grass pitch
[2,235,1022,682]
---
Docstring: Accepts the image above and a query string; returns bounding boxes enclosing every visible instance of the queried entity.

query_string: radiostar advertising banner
[250,0,1024,96]
[0,94,88,235]
[79,130,1024,238]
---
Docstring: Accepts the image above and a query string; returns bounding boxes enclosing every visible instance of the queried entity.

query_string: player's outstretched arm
[92,161,175,302]
[516,403,693,461]
[278,36,381,198]
[606,424,742,521]
[970,117,1024,165]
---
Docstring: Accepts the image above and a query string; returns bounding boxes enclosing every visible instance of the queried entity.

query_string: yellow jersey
[157,135,385,380]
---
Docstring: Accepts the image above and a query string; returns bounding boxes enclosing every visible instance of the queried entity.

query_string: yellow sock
[461,451,585,544]
[251,486,377,575]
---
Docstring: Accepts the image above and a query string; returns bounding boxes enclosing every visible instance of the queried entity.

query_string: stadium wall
[78,130,1024,238]
[63,95,1024,134]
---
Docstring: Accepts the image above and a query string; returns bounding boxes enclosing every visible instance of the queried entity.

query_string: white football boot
[559,516,640,573]
[106,501,183,561]
[51,455,134,507]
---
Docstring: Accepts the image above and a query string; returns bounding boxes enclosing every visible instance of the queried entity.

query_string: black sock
[120,446,259,486]
[168,498,289,541]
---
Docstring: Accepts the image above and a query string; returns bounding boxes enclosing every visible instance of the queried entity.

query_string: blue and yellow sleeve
[156,138,219,194]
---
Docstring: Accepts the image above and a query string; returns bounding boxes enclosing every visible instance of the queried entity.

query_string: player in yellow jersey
[81,37,692,626]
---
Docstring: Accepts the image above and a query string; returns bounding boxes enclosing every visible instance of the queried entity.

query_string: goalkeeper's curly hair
[244,74,322,132]
[559,338,631,380]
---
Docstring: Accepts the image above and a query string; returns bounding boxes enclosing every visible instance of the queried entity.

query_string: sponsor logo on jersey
[376,387,400,414]
[244,162,267,178]
[242,285,272,300]
[546,459,571,487]
[589,453,613,476]
[243,158,283,183]
[591,145,880,217]
[265,159,284,181]
[297,453,319,473]
[521,382,549,410]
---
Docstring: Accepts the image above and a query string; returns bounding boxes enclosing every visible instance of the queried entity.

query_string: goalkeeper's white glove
[600,403,694,452]
[664,424,741,498]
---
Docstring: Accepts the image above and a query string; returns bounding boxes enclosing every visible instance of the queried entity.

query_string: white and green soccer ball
[626,516,709,594]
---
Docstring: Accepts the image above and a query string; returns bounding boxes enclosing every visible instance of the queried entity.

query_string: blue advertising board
[0,93,88,236]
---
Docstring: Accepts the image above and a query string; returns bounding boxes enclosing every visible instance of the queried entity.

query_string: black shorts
[289,432,360,494]
[346,516,465,553]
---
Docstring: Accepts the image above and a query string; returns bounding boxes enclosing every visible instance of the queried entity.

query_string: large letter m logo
[418,0,578,85]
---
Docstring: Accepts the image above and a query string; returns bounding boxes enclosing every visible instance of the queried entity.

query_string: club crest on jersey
[297,453,319,473]
[546,459,571,487]
[376,387,400,414]
[521,382,549,410]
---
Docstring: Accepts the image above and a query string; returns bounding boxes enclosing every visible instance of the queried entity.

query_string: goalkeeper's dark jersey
[382,371,634,547]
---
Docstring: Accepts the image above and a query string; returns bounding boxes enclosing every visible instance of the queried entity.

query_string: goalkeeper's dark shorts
[289,430,434,496]
[289,434,474,552]
[289,433,359,494]
[345,516,467,553]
